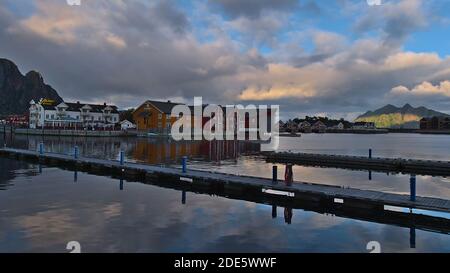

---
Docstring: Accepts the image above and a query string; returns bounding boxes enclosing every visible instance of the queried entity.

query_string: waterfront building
[352,122,375,130]
[120,120,137,130]
[29,99,120,129]
[298,121,312,133]
[4,114,29,127]
[132,100,180,134]
[420,116,450,130]
[311,121,326,133]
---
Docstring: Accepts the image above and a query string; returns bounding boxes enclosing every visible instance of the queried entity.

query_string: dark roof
[41,101,118,113]
[145,100,182,114]
[65,102,119,113]
[141,100,228,115]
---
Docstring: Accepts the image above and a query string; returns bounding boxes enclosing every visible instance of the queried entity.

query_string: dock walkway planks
[2,147,450,213]
[265,151,450,176]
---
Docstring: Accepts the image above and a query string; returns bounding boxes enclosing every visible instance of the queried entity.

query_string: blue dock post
[39,142,44,155]
[369,170,372,181]
[74,170,78,182]
[182,156,187,173]
[272,165,278,184]
[410,175,416,202]
[272,205,277,218]
[182,191,186,205]
[74,146,78,159]
[120,178,124,191]
[369,148,372,159]
[119,150,124,165]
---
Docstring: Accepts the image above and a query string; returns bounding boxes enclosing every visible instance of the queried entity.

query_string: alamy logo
[170,97,279,151]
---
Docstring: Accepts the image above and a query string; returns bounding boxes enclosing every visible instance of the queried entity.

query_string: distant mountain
[0,58,63,116]
[355,104,450,129]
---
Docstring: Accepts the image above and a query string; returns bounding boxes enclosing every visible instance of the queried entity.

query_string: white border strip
[262,188,295,197]
[180,177,193,183]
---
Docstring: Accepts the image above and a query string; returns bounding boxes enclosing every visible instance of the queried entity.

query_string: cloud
[1,0,450,117]
[354,0,427,46]
[391,81,450,97]
[208,0,298,19]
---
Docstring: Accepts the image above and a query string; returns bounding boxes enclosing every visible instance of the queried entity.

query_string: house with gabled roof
[132,100,181,134]
[29,98,120,129]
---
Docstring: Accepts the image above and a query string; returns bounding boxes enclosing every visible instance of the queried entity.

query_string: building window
[158,122,162,128]
[158,113,162,119]
[46,114,49,119]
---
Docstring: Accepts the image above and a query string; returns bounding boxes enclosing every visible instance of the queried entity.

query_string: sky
[1,0,450,120]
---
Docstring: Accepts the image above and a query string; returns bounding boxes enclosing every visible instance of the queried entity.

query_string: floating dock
[265,151,450,176]
[1,147,450,214]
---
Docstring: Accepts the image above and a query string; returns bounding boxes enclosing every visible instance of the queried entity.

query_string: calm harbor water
[1,133,450,252]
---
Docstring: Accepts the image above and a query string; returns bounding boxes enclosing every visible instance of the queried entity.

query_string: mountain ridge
[356,104,449,129]
[0,58,63,116]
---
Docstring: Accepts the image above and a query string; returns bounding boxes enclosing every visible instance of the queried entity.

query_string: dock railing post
[369,148,372,159]
[284,164,293,186]
[119,150,124,165]
[410,174,416,202]
[74,146,78,159]
[39,142,44,155]
[182,156,187,173]
[272,165,278,184]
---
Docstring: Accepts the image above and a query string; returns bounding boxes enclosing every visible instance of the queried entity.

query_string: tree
[119,108,135,123]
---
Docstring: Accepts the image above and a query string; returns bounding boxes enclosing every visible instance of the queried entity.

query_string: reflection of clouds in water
[1,159,450,252]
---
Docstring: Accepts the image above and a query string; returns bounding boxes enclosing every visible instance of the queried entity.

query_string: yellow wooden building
[132,100,181,133]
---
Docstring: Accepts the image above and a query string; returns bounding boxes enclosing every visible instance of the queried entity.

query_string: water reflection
[5,134,261,165]
[2,133,450,200]
[0,161,448,253]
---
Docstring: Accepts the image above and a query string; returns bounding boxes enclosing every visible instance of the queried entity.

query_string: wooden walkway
[265,151,450,176]
[2,147,450,213]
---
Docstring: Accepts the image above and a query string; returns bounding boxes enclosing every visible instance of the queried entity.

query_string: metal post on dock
[182,156,187,173]
[369,170,372,181]
[39,142,44,155]
[410,175,416,202]
[74,170,78,182]
[272,205,277,218]
[74,146,79,159]
[182,191,186,205]
[284,164,293,186]
[410,227,416,249]
[119,150,124,165]
[120,178,124,191]
[272,166,278,184]
[369,149,372,159]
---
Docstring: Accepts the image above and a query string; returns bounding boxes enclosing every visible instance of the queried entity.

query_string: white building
[120,120,136,130]
[29,99,120,129]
